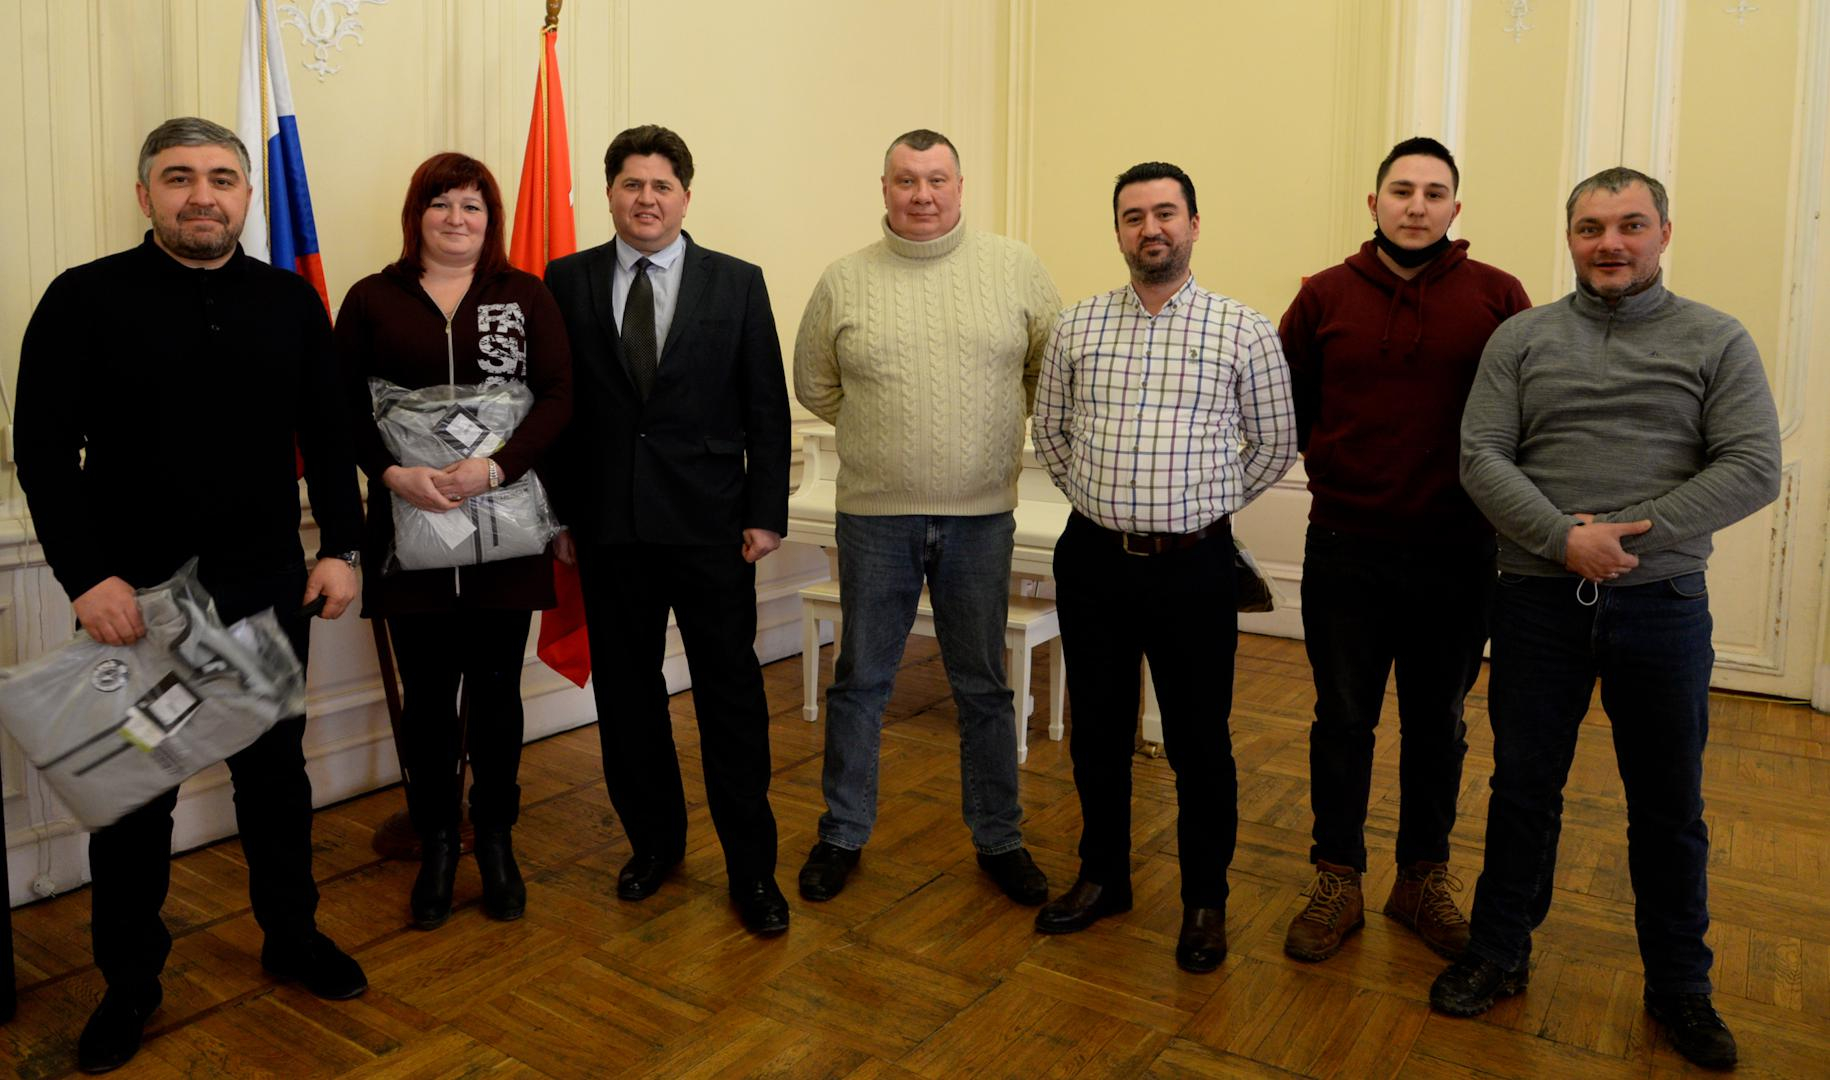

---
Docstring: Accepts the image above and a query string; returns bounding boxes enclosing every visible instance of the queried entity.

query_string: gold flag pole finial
[544,0,563,32]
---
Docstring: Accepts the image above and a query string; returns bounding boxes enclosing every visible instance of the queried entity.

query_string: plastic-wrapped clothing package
[369,378,561,572]
[1234,538,1284,614]
[0,561,306,829]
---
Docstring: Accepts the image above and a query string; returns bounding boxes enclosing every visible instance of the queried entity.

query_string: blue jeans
[818,511,1024,855]
[1467,571,1716,994]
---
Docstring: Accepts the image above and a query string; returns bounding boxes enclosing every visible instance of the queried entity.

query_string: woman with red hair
[336,152,572,929]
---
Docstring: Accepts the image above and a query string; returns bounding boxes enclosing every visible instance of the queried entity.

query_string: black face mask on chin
[1373,226,1452,269]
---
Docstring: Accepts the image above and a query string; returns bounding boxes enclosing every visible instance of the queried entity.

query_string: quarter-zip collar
[1570,273,1669,322]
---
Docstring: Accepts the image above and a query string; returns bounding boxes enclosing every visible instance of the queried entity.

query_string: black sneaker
[1429,955,1527,1017]
[1645,991,1738,1069]
[977,847,1048,905]
[797,841,861,901]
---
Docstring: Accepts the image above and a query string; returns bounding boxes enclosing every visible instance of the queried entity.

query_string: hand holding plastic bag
[369,378,561,572]
[0,560,306,828]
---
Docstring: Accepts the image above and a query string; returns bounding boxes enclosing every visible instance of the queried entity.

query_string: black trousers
[388,609,533,835]
[576,541,777,884]
[89,562,319,992]
[1301,525,1493,872]
[1053,512,1238,909]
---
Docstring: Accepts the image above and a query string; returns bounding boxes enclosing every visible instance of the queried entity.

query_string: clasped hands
[383,460,493,512]
[1564,512,1653,583]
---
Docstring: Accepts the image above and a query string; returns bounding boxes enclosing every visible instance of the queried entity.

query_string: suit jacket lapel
[663,238,709,363]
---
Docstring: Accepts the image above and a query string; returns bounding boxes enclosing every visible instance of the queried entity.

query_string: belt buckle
[1122,532,1157,557]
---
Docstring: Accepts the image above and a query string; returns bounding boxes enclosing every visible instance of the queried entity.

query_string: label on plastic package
[423,506,478,549]
[121,672,202,751]
[436,406,488,454]
[121,707,167,750]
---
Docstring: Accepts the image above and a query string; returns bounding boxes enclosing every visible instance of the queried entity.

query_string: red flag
[508,26,575,276]
[509,19,590,688]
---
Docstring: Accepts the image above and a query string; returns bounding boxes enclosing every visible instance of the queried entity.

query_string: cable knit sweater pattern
[794,219,1061,516]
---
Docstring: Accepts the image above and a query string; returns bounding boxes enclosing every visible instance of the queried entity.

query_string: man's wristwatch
[327,550,361,569]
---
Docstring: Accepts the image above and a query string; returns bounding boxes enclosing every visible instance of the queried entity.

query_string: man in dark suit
[544,125,792,935]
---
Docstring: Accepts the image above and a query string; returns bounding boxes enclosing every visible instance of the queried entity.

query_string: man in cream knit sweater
[792,129,1061,906]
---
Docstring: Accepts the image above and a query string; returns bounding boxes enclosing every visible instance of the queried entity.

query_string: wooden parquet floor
[2,633,1827,1078]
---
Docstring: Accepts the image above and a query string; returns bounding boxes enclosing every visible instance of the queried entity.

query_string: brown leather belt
[1078,513,1230,556]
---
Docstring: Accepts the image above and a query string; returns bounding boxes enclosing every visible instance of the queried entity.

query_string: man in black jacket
[544,124,792,935]
[14,116,368,1074]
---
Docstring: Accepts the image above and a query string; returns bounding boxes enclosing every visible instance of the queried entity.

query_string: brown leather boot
[1283,860,1364,962]
[1384,860,1470,960]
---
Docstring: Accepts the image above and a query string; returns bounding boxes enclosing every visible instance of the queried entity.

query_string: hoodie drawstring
[1379,287,1403,355]
[1411,276,1428,353]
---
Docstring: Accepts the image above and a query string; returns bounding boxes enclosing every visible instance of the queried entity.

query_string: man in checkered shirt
[1030,161,1297,973]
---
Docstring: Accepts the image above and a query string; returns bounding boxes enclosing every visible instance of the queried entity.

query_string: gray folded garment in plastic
[0,561,305,829]
[369,378,560,572]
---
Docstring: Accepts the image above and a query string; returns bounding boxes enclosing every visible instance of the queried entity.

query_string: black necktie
[622,256,657,399]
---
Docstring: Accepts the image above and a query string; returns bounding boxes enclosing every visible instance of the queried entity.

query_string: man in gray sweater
[1431,167,1779,1070]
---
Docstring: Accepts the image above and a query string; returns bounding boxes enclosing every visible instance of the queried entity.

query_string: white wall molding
[1712,462,1797,679]
[1388,0,1469,144]
[278,0,389,81]
[1442,0,1471,150]
[1644,0,1685,189]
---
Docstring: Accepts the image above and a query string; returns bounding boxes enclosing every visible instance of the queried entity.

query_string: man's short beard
[154,215,241,262]
[1126,250,1189,286]
[1579,266,1661,302]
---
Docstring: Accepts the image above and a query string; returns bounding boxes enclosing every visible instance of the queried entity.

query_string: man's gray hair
[1566,166,1669,226]
[138,117,252,188]
[883,128,961,175]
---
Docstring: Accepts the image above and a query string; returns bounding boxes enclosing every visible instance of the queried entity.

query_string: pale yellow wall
[1024,0,1393,321]
[1455,0,1575,304]
[1672,1,1796,391]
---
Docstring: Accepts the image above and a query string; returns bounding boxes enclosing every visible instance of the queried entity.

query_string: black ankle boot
[410,828,460,930]
[474,826,526,921]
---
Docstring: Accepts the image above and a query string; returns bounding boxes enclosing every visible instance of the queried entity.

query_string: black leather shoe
[475,826,527,921]
[1034,878,1132,934]
[1176,907,1227,973]
[77,982,161,1074]
[977,847,1049,906]
[732,877,791,935]
[797,841,860,902]
[616,851,682,901]
[1646,991,1738,1068]
[261,931,369,1000]
[1429,955,1527,1017]
[410,828,460,930]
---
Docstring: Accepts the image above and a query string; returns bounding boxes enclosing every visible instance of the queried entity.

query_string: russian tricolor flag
[236,0,330,314]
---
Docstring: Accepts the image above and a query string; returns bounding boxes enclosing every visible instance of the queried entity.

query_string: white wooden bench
[798,578,1065,764]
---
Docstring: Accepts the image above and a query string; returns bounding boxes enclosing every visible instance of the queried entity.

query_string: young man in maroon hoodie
[1278,138,1531,964]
